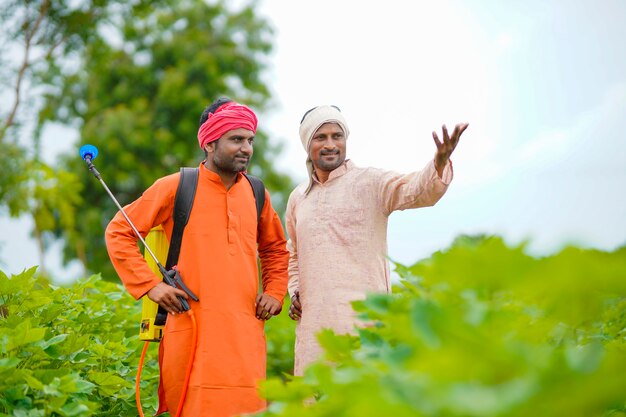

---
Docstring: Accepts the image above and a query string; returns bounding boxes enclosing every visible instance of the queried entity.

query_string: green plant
[0,267,160,416]
[258,236,626,417]
[0,267,295,416]
[3,235,624,416]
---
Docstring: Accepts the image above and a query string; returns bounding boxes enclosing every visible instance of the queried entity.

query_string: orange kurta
[105,163,289,417]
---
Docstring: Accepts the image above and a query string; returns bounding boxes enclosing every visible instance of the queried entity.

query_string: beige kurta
[285,159,452,375]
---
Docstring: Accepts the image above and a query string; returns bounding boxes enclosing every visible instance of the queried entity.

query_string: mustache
[320,149,339,156]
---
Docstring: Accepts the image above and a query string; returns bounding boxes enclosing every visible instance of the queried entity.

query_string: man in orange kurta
[105,98,289,417]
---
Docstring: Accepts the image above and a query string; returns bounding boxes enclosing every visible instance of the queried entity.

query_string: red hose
[175,309,198,417]
[136,309,198,417]
[136,341,150,417]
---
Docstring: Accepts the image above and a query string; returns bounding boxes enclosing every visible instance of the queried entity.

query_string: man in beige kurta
[286,105,468,376]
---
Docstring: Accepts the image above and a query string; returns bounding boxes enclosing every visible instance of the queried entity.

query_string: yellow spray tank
[139,226,168,342]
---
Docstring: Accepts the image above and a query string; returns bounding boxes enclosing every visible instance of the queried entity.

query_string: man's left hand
[255,293,281,321]
[288,290,301,321]
[433,123,469,178]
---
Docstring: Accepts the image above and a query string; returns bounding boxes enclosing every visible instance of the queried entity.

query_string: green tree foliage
[0,0,116,142]
[40,0,292,279]
[0,143,29,216]
[258,236,626,417]
[0,0,140,274]
[1,0,293,280]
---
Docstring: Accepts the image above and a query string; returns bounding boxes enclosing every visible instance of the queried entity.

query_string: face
[309,123,346,173]
[205,128,254,174]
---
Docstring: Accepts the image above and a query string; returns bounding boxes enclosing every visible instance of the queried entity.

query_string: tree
[0,0,145,274]
[40,0,293,279]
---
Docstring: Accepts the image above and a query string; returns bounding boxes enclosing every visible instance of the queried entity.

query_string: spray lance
[79,144,199,417]
[79,145,198,307]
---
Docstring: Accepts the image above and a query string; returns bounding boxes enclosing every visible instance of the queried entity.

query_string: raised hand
[432,123,469,177]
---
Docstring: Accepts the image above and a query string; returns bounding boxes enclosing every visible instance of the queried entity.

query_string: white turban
[298,105,350,194]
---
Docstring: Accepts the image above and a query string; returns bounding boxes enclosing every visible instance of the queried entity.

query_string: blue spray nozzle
[79,144,99,161]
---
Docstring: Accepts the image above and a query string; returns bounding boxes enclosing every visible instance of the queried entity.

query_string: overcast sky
[1,0,625,282]
[256,0,626,264]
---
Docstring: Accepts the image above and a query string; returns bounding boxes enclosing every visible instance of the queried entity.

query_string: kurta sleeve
[104,176,177,300]
[377,159,453,215]
[285,190,300,298]
[257,189,289,305]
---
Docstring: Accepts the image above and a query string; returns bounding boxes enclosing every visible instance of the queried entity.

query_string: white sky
[1,0,625,281]
[256,0,626,265]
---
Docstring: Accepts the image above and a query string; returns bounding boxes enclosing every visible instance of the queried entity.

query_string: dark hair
[199,97,233,127]
[300,105,341,124]
[199,97,232,157]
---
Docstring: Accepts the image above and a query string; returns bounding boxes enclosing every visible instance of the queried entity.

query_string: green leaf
[88,371,132,396]
[0,357,21,369]
[38,334,69,350]
[565,342,605,374]
[409,300,441,348]
[60,401,93,417]
[22,373,45,391]
[8,319,47,351]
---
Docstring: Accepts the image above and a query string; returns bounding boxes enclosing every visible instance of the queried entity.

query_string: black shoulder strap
[243,173,266,223]
[165,169,264,271]
[165,167,199,269]
[165,169,264,270]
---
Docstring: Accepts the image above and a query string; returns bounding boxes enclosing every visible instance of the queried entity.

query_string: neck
[204,161,238,190]
[314,168,331,184]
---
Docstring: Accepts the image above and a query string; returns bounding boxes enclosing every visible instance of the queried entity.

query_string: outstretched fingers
[451,124,461,146]
[432,130,443,149]
[452,123,469,146]
[442,124,451,146]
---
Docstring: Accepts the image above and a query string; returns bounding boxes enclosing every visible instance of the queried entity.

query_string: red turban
[197,102,258,148]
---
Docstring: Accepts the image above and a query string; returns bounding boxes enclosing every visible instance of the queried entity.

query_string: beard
[314,149,345,171]
[213,153,250,174]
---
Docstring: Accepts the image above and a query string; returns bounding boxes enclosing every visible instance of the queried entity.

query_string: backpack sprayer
[79,144,199,417]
